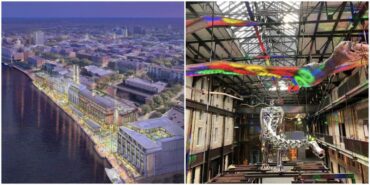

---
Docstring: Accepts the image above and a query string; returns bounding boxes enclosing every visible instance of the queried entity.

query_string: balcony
[312,133,333,144]
[312,132,368,158]
[343,138,368,157]
[324,135,333,144]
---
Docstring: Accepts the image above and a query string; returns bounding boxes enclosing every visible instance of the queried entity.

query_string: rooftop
[84,65,114,76]
[120,116,184,152]
[126,77,167,89]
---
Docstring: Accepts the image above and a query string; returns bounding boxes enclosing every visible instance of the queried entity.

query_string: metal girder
[187,33,365,44]
[319,2,347,63]
[345,2,368,40]
[308,2,324,59]
[206,29,231,59]
[187,43,207,59]
[187,4,253,94]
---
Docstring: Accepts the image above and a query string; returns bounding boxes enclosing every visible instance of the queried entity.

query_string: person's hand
[331,41,368,65]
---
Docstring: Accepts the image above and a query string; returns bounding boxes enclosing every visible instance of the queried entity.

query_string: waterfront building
[68,84,85,106]
[68,84,137,126]
[27,56,45,68]
[13,52,24,61]
[2,47,14,60]
[23,50,35,60]
[78,89,115,125]
[43,62,69,77]
[117,116,184,178]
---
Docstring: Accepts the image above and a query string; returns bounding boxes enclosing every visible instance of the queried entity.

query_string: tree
[158,107,168,114]
[160,92,171,101]
[173,84,182,92]
[126,70,135,76]
[141,104,151,114]
[80,58,92,67]
[148,100,156,109]
[149,111,162,119]
[153,96,164,106]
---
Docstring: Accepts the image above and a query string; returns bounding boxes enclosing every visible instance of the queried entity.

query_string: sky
[2,2,184,18]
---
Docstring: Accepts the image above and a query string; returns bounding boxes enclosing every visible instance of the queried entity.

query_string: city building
[2,47,14,60]
[163,104,184,128]
[117,116,184,179]
[33,31,45,46]
[92,55,110,67]
[83,65,115,78]
[76,52,93,61]
[27,56,45,68]
[68,82,137,126]
[116,77,167,104]
[148,64,183,84]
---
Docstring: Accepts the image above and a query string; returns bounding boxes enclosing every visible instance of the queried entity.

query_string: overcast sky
[3,2,184,18]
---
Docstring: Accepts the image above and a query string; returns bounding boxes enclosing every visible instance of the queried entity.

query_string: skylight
[269,81,289,91]
[216,2,301,61]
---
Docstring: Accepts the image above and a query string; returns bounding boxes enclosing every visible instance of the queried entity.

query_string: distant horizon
[3,17,184,19]
[2,2,184,18]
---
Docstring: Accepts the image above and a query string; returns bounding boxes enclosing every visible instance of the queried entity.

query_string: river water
[2,66,111,183]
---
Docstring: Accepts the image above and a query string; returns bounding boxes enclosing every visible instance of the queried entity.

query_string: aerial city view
[2,2,184,183]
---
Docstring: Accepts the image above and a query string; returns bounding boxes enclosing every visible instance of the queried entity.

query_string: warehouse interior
[186,1,368,184]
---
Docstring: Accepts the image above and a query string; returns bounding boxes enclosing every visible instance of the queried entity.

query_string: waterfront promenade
[12,64,137,183]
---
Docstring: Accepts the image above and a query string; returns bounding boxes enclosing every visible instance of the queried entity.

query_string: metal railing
[311,132,368,157]
[343,138,368,156]
[312,133,333,144]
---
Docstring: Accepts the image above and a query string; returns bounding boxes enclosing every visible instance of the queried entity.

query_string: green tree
[149,111,162,119]
[141,104,152,114]
[158,107,168,114]
[148,100,156,109]
[80,58,92,67]
[153,96,164,106]
[126,70,135,76]
[160,92,171,101]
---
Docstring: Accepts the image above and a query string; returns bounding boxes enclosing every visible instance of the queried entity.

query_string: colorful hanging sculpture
[186,16,259,34]
[187,41,368,89]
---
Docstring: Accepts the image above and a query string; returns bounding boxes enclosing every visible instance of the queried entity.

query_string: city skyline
[2,2,184,18]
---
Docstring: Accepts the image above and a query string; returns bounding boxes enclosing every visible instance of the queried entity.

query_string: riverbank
[11,65,135,183]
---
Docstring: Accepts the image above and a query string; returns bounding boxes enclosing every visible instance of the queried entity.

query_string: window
[199,111,203,120]
[213,128,218,143]
[363,120,368,138]
[226,127,229,139]
[339,123,346,143]
[196,127,203,146]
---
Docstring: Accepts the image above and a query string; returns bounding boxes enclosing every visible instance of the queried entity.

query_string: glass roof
[216,1,301,65]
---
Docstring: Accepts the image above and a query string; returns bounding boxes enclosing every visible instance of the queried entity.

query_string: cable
[240,103,269,108]
[186,85,243,100]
